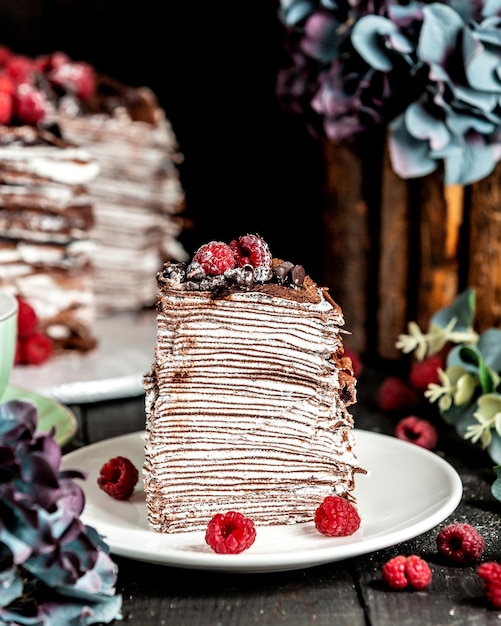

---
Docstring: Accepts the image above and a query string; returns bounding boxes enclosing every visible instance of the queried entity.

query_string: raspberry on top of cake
[143,234,366,534]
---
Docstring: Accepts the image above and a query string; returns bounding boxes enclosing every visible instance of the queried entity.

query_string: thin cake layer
[144,266,363,533]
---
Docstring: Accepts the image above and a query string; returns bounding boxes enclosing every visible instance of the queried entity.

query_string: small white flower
[424,366,476,412]
[465,393,501,449]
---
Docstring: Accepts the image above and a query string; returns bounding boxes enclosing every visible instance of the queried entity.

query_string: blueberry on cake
[143,234,365,534]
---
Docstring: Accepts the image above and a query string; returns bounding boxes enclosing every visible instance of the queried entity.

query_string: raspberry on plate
[436,523,484,563]
[395,415,438,449]
[478,562,501,609]
[314,495,361,537]
[19,331,53,365]
[193,241,236,276]
[382,554,432,590]
[205,510,256,554]
[97,456,139,500]
[16,297,38,337]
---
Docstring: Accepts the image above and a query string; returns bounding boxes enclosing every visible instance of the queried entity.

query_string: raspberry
[314,495,361,537]
[16,297,38,337]
[478,562,501,609]
[343,348,363,378]
[0,90,13,124]
[48,60,96,101]
[382,555,432,590]
[0,74,15,95]
[409,355,443,392]
[205,510,256,554]
[378,376,419,413]
[436,523,484,563]
[395,415,438,449]
[230,234,272,268]
[15,83,49,125]
[5,54,33,85]
[97,456,139,500]
[19,332,53,365]
[193,241,236,276]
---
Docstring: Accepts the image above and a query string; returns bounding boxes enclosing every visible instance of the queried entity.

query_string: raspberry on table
[193,241,236,276]
[205,510,256,554]
[97,456,139,500]
[378,376,419,413]
[230,234,272,268]
[478,562,501,609]
[436,523,485,564]
[314,495,361,537]
[395,415,438,449]
[408,355,443,391]
[382,554,432,590]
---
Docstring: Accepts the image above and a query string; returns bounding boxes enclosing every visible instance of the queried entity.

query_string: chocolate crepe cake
[143,234,365,533]
[0,125,99,351]
[0,46,186,346]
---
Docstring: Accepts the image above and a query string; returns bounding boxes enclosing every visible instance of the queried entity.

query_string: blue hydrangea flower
[277,0,501,184]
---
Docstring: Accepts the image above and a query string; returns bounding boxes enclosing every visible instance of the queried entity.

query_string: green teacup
[0,291,18,401]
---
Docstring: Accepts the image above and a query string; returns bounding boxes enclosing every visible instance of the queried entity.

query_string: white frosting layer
[0,145,100,184]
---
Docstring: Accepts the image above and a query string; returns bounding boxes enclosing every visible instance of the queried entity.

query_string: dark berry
[205,510,256,554]
[314,495,361,537]
[97,456,139,500]
[436,523,484,564]
[395,416,438,449]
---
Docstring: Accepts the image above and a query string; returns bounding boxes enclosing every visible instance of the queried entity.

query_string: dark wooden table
[64,365,501,626]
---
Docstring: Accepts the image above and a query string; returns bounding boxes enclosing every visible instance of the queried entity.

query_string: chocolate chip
[291,265,305,287]
[273,262,294,285]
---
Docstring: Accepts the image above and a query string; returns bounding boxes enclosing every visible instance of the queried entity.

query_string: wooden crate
[321,134,501,359]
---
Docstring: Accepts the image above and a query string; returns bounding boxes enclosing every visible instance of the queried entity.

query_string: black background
[0,0,325,279]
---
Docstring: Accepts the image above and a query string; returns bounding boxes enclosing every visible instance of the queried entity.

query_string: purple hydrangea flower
[0,400,122,625]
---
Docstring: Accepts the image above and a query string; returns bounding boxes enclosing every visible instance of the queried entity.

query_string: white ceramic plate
[9,311,156,404]
[61,429,462,573]
[3,384,77,446]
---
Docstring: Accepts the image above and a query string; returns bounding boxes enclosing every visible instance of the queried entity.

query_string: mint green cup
[0,291,18,401]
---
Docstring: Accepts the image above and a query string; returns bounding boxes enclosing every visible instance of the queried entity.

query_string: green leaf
[431,288,475,332]
[488,433,501,465]
[441,398,477,436]
[447,345,498,393]
[477,328,501,372]
[492,465,501,501]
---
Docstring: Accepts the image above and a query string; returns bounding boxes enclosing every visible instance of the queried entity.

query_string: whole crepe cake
[143,234,366,534]
[0,46,186,361]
